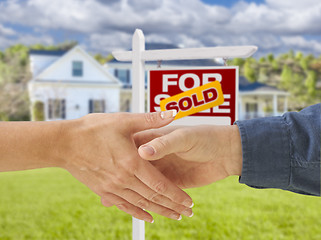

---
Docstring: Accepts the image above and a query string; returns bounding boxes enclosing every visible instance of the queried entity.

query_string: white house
[239,76,289,120]
[106,43,289,120]
[28,46,122,121]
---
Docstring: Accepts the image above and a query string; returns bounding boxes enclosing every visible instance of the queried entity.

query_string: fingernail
[160,110,177,119]
[171,213,181,220]
[151,219,154,223]
[182,209,193,218]
[140,145,155,155]
[183,199,194,208]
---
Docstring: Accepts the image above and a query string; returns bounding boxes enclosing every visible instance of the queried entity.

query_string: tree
[280,65,293,89]
[244,58,257,82]
[267,53,274,63]
[258,67,269,83]
[305,70,317,96]
[94,53,107,65]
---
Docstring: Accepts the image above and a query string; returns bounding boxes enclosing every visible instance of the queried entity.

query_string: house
[28,46,122,121]
[106,43,289,120]
[239,76,289,120]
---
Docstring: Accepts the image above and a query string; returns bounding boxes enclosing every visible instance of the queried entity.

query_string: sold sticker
[160,81,224,120]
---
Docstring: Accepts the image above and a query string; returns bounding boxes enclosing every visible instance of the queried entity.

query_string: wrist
[53,118,82,170]
[226,125,243,176]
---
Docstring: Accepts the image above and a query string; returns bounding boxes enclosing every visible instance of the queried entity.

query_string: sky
[0,0,321,57]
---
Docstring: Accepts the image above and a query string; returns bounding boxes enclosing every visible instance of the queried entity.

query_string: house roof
[108,42,221,66]
[239,76,288,95]
[30,46,122,86]
[29,49,67,56]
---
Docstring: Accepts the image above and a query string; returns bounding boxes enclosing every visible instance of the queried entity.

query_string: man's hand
[135,125,242,189]
[59,111,193,223]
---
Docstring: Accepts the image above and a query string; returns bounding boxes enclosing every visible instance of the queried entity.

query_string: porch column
[273,94,278,116]
[238,96,242,120]
[284,96,288,113]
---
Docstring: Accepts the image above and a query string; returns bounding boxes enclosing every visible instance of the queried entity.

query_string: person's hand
[135,125,242,189]
[58,111,193,223]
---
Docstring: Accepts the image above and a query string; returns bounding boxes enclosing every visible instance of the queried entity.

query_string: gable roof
[32,46,121,85]
[29,49,67,56]
[239,76,288,95]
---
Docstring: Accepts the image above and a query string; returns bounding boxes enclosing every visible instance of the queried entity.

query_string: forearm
[0,121,67,172]
[235,103,321,196]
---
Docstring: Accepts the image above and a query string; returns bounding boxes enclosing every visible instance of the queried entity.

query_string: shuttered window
[48,99,66,119]
[89,100,106,113]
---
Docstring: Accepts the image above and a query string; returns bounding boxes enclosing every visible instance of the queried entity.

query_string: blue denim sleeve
[235,103,320,196]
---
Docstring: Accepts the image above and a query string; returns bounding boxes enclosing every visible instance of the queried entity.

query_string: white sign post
[112,28,257,240]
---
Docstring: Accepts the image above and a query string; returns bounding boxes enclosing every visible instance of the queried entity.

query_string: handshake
[0,110,242,223]
[2,105,318,223]
[61,111,243,223]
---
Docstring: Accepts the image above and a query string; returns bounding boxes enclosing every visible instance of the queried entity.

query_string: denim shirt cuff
[235,116,291,190]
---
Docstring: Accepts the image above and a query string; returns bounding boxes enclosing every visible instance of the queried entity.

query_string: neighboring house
[28,46,122,121]
[239,76,289,120]
[106,43,289,120]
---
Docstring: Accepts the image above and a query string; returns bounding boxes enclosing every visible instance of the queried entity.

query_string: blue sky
[201,0,265,7]
[0,0,321,57]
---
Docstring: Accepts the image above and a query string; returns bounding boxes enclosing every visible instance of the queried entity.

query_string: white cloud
[0,33,54,49]
[0,0,321,55]
[281,36,321,53]
[0,24,16,36]
[88,31,132,54]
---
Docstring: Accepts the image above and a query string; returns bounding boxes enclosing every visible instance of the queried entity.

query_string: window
[246,103,258,113]
[72,61,83,77]
[115,69,130,84]
[125,99,131,112]
[48,99,66,119]
[89,100,106,113]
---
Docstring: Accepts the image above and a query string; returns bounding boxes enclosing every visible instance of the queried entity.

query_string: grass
[0,168,320,240]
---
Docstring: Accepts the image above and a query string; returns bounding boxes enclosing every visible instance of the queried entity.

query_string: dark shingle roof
[29,50,67,56]
[239,76,283,92]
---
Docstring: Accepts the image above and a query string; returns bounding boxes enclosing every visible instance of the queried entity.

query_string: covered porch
[239,91,289,120]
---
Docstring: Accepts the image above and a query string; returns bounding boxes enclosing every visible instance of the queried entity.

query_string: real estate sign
[148,66,239,125]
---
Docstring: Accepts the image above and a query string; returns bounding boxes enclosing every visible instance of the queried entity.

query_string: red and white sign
[148,67,238,125]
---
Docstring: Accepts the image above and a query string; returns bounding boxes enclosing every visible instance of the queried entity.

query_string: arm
[0,111,194,222]
[137,104,320,196]
[235,103,320,196]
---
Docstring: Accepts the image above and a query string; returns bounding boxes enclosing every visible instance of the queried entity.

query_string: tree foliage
[231,50,321,110]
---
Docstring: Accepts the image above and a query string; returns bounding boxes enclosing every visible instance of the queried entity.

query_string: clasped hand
[60,111,194,223]
[63,112,242,223]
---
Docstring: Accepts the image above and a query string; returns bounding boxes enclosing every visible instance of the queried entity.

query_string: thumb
[138,129,188,161]
[128,110,177,133]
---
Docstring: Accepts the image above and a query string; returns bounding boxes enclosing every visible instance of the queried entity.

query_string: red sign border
[147,66,239,125]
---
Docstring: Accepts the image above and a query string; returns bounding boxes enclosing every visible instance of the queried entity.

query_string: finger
[128,110,177,133]
[138,129,189,161]
[127,176,193,218]
[119,188,188,220]
[101,198,114,207]
[101,193,154,223]
[135,160,194,208]
[133,125,181,147]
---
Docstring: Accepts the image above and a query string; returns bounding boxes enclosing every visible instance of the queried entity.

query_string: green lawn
[0,168,320,240]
